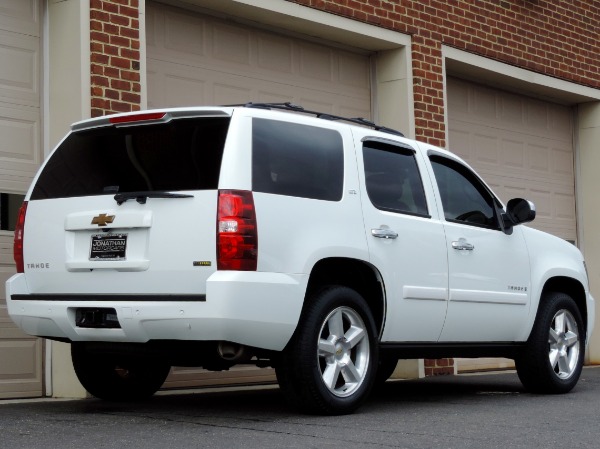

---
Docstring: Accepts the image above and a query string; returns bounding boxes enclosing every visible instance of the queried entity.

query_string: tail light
[217,190,258,271]
[13,201,28,273]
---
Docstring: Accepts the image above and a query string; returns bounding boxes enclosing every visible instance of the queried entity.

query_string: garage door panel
[451,119,573,186]
[452,81,573,143]
[257,35,293,74]
[0,0,39,37]
[0,102,41,192]
[0,29,39,107]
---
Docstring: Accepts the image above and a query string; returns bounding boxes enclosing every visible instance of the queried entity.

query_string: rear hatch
[22,110,232,296]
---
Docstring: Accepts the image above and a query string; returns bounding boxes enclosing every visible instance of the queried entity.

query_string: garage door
[146,1,372,388]
[0,0,43,399]
[146,2,371,116]
[448,77,576,372]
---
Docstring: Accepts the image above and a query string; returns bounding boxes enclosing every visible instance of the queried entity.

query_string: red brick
[121,70,140,82]
[110,13,130,27]
[91,53,109,65]
[110,35,130,47]
[91,86,103,97]
[120,5,139,19]
[103,44,119,56]
[110,79,131,90]
[111,56,131,69]
[91,75,109,87]
[102,1,119,14]
[90,31,110,44]
[120,26,139,40]
[111,100,134,112]
[120,48,139,60]
[90,9,110,22]
[122,92,141,103]
[105,89,120,100]
[103,23,119,35]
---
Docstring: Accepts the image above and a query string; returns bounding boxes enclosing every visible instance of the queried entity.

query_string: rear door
[357,136,448,342]
[23,112,231,297]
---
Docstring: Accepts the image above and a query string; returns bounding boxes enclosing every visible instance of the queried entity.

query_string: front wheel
[516,292,585,394]
[276,286,378,415]
[71,344,171,401]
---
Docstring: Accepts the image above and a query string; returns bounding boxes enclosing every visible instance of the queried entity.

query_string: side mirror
[506,198,536,225]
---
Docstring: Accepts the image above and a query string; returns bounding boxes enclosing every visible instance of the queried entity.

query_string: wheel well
[306,258,385,336]
[541,276,588,334]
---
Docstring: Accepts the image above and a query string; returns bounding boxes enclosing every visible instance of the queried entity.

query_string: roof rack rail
[239,102,404,137]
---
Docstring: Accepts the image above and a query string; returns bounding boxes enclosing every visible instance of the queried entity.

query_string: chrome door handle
[452,238,474,251]
[371,228,398,239]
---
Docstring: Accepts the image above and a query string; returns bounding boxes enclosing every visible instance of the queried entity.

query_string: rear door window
[252,118,344,201]
[31,117,230,200]
[363,140,428,216]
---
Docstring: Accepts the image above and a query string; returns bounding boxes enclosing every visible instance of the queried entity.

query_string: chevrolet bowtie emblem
[91,213,115,227]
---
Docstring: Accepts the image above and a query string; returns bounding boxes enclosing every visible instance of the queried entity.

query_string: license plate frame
[90,233,128,261]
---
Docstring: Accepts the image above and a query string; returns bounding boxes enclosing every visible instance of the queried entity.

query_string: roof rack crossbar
[240,102,404,137]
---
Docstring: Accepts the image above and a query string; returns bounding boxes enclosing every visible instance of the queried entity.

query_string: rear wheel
[276,286,378,415]
[71,344,171,401]
[516,292,584,394]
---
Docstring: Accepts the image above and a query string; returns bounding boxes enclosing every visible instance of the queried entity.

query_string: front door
[428,154,531,342]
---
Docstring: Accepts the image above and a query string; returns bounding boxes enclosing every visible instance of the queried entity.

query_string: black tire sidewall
[280,285,378,414]
[517,292,585,393]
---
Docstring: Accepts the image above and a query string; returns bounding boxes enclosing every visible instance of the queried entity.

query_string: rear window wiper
[114,191,194,205]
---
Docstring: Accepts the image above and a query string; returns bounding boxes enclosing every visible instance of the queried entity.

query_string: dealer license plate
[90,233,127,260]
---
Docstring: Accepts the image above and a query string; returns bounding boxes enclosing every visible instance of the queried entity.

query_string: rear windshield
[30,117,230,200]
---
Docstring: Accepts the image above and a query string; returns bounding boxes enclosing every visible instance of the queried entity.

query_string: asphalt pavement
[2,366,600,449]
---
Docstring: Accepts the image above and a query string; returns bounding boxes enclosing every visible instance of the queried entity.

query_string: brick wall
[90,0,141,118]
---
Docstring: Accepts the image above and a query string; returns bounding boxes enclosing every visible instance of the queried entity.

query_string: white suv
[6,103,595,414]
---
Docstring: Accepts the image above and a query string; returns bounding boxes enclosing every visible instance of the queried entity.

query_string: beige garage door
[448,77,576,372]
[0,0,44,398]
[146,1,372,389]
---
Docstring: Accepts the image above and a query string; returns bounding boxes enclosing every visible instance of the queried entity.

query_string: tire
[516,292,585,394]
[276,286,378,415]
[71,344,171,401]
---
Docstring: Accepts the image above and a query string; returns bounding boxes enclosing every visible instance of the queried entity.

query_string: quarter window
[252,118,344,201]
[430,155,499,229]
[363,141,428,216]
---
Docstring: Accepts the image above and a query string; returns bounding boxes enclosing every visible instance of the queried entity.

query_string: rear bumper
[5,271,307,351]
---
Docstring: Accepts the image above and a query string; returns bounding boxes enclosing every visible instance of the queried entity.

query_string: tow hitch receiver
[75,308,121,328]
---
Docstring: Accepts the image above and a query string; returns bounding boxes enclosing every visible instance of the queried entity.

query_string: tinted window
[363,141,428,216]
[252,118,343,201]
[31,117,230,200]
[430,155,499,229]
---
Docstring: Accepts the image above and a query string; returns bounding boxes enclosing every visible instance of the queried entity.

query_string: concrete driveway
[1,367,599,449]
